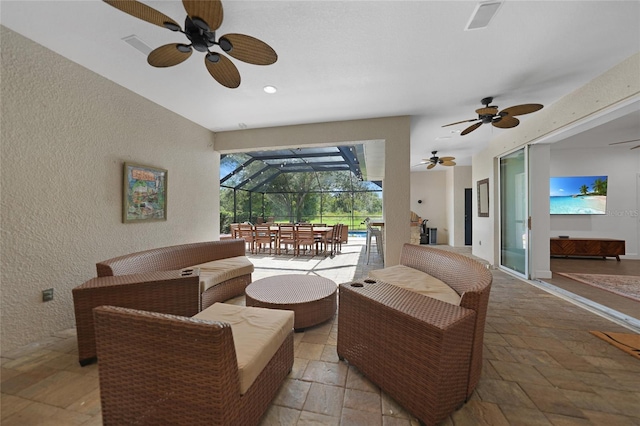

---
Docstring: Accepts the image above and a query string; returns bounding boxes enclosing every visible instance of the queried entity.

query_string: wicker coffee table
[245,274,337,331]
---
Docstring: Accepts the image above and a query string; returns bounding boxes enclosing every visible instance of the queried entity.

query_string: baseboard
[533,270,552,279]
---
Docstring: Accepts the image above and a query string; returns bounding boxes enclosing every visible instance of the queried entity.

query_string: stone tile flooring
[2,238,639,425]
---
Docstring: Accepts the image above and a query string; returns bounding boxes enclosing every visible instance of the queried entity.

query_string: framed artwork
[477,178,489,217]
[123,162,167,223]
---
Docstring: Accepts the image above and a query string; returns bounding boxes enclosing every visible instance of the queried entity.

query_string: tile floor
[2,238,639,425]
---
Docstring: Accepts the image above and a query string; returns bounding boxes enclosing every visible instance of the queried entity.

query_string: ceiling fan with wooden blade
[415,151,456,169]
[609,139,640,150]
[443,97,543,136]
[103,0,277,88]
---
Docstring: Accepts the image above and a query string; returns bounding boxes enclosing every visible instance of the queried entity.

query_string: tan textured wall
[410,170,447,243]
[215,117,411,266]
[1,27,218,352]
[446,166,472,247]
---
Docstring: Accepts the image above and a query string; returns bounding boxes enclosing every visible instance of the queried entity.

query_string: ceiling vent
[465,1,503,31]
[122,35,152,56]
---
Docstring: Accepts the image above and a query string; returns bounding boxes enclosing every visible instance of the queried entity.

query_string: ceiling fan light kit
[443,96,543,135]
[104,0,277,89]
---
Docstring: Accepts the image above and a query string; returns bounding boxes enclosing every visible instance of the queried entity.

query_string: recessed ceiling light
[451,129,462,134]
[435,136,452,141]
[263,85,277,94]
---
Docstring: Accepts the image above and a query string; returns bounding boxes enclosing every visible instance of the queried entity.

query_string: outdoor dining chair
[254,224,275,255]
[296,225,317,256]
[237,223,256,254]
[277,224,296,255]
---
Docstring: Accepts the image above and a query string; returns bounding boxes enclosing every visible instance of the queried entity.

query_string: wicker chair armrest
[93,305,242,424]
[337,281,476,425]
[73,270,200,365]
[338,280,476,344]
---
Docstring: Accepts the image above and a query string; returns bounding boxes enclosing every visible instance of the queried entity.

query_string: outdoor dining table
[234,225,335,255]
[266,225,334,236]
[262,225,334,255]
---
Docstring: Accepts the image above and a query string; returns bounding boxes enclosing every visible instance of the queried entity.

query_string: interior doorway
[465,188,472,246]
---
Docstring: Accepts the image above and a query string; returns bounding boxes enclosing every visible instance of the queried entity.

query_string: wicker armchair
[93,305,294,426]
[73,270,200,366]
[337,244,492,426]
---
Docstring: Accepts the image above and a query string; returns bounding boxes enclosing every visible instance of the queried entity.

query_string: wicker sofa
[337,243,492,426]
[93,303,294,425]
[73,239,253,365]
[95,239,254,309]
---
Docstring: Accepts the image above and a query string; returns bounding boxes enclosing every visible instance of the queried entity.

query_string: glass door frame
[498,146,529,279]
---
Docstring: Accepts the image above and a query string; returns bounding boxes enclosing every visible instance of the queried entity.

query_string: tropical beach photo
[550,175,607,214]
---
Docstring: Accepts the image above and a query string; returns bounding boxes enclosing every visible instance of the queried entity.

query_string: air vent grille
[122,35,152,55]
[465,1,503,31]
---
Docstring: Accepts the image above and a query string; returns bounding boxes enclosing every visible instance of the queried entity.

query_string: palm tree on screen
[579,184,589,195]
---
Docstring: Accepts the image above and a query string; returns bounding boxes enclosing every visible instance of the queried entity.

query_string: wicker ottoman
[245,274,337,331]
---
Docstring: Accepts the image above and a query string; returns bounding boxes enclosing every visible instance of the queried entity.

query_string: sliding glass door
[499,148,528,277]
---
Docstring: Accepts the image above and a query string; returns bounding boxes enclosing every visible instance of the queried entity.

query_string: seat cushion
[189,256,254,293]
[368,264,461,305]
[193,303,294,395]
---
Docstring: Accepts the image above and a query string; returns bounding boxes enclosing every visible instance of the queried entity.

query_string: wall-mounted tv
[550,175,607,215]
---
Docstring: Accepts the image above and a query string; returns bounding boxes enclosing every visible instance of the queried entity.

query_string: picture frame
[477,178,489,217]
[123,162,167,223]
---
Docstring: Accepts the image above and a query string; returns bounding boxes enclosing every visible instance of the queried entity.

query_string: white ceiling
[549,109,640,150]
[2,0,639,170]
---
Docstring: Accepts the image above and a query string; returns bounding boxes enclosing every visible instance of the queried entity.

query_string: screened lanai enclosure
[220,146,383,234]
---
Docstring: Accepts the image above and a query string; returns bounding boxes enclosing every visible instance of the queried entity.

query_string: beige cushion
[193,303,293,395]
[189,257,254,293]
[368,265,461,306]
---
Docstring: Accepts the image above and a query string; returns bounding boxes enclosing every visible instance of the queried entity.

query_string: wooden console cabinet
[550,238,625,261]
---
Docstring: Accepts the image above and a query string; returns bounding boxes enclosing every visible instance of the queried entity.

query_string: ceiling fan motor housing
[185,17,216,52]
[481,114,494,123]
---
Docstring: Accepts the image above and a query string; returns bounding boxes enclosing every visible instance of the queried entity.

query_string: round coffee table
[245,274,337,331]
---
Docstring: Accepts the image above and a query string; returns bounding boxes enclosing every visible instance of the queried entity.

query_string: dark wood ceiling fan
[443,97,543,135]
[103,0,277,88]
[416,151,456,169]
[609,139,640,150]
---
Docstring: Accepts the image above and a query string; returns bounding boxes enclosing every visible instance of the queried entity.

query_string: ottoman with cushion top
[245,274,337,330]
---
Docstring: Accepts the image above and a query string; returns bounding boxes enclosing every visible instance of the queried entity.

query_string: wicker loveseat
[93,303,294,425]
[95,239,254,309]
[337,243,492,426]
[73,239,253,365]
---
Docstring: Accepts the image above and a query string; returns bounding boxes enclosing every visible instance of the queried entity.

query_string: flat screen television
[550,175,607,215]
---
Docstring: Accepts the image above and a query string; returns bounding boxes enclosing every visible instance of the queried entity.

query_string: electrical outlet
[42,288,54,302]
